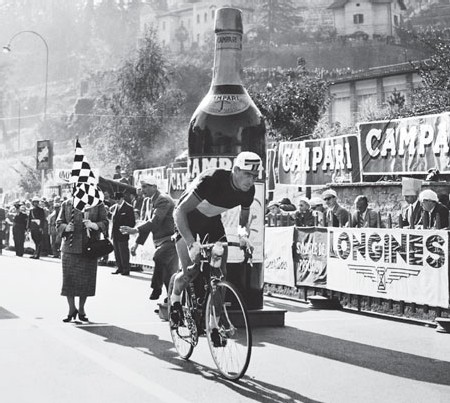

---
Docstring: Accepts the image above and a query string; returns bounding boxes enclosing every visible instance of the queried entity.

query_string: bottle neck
[211,31,243,86]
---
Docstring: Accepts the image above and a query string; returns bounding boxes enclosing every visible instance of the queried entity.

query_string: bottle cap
[215,7,243,33]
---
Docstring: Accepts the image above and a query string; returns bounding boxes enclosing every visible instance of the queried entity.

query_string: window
[197,33,200,43]
[204,12,207,22]
[211,10,214,19]
[353,14,364,24]
[394,15,399,26]
[197,14,200,23]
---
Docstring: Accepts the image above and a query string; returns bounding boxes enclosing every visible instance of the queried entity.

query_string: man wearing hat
[27,196,46,259]
[169,151,261,332]
[400,177,423,229]
[418,189,449,229]
[309,196,326,226]
[111,192,135,276]
[322,189,349,227]
[120,176,178,300]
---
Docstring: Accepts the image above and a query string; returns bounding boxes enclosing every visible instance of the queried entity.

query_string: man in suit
[418,189,449,229]
[400,177,423,229]
[120,176,178,300]
[322,189,349,227]
[350,195,379,228]
[28,196,46,259]
[111,192,135,276]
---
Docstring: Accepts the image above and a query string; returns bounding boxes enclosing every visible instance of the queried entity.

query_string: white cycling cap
[234,151,262,172]
[309,197,324,207]
[419,189,438,203]
[322,189,337,199]
[140,175,158,186]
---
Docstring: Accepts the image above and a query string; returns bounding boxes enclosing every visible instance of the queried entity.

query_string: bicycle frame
[175,244,226,346]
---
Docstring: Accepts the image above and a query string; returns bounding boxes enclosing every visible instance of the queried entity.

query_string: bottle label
[216,33,242,50]
[199,93,251,116]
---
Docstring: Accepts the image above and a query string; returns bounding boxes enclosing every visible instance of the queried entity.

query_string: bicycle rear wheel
[205,280,252,381]
[168,273,195,360]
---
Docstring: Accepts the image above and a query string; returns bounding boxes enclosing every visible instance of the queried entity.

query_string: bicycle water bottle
[188,7,266,310]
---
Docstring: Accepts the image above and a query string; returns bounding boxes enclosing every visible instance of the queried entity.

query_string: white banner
[264,226,295,287]
[327,228,449,307]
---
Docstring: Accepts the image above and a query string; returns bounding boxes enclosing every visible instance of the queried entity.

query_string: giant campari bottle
[188,7,266,310]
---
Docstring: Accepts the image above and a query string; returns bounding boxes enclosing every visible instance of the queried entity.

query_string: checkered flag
[70,140,104,212]
[70,139,97,186]
[72,183,104,211]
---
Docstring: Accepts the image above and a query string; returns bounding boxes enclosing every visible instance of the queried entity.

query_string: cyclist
[170,151,261,344]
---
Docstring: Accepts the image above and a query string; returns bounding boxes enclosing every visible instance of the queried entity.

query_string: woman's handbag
[84,230,114,259]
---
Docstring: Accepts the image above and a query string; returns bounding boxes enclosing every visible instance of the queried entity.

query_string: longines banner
[278,135,361,186]
[327,227,449,307]
[294,227,328,287]
[264,226,296,287]
[358,112,450,175]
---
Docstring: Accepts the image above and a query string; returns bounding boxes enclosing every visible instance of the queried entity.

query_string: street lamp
[3,30,49,119]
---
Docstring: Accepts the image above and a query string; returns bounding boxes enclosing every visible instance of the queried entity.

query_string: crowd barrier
[265,226,450,309]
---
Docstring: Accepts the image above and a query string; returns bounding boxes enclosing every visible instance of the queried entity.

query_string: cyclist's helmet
[233,151,262,174]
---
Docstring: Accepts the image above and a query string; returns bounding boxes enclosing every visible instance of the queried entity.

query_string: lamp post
[3,30,49,119]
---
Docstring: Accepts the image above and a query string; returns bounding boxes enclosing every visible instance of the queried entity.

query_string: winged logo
[348,264,421,293]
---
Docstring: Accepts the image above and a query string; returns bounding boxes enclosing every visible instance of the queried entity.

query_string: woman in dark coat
[57,199,108,322]
[13,205,28,256]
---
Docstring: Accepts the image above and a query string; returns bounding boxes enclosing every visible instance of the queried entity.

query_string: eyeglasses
[323,197,332,201]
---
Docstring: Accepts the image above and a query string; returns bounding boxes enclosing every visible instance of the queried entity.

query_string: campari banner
[277,134,361,186]
[358,112,450,175]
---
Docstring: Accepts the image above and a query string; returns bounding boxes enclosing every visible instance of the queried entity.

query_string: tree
[12,162,41,195]
[406,28,450,116]
[248,63,330,141]
[88,27,183,171]
[251,0,302,46]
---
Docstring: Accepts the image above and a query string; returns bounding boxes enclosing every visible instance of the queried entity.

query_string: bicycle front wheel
[205,280,252,381]
[168,273,195,360]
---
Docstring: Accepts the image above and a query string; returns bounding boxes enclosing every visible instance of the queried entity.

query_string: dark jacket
[350,208,379,228]
[111,201,135,242]
[294,210,314,227]
[422,202,449,229]
[28,206,46,232]
[56,200,108,254]
[401,200,423,228]
[136,191,175,246]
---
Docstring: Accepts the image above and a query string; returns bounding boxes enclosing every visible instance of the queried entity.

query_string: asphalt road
[0,251,449,403]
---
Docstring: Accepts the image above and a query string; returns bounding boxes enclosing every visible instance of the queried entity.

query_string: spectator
[322,189,349,227]
[309,197,326,226]
[418,189,449,229]
[278,197,296,212]
[266,201,280,226]
[350,195,379,228]
[48,202,62,258]
[27,196,46,259]
[119,170,129,185]
[113,165,121,180]
[57,198,108,322]
[294,196,314,227]
[120,176,178,301]
[0,205,5,255]
[111,192,135,276]
[400,178,422,229]
[133,188,144,220]
[13,204,28,257]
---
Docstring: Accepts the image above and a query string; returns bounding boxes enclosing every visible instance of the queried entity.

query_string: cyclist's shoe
[170,302,184,328]
[210,327,227,347]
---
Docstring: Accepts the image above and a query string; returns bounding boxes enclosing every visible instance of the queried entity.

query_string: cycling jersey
[177,169,255,242]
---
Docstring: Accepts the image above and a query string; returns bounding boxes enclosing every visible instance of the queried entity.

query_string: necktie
[358,212,364,228]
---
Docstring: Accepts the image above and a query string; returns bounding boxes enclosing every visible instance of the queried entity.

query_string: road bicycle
[168,240,252,381]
